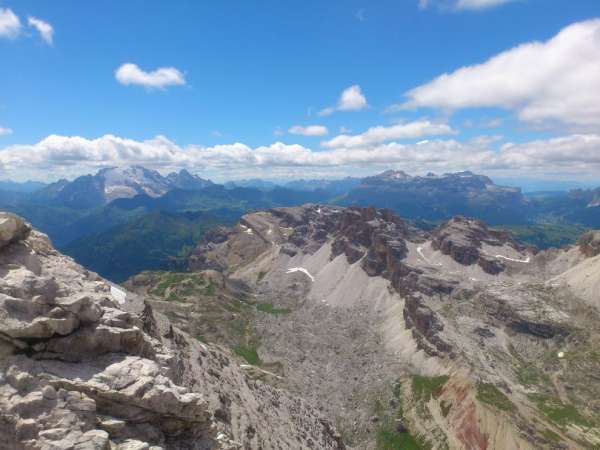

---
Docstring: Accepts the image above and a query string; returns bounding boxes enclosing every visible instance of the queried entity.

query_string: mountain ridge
[175,204,600,448]
[32,166,214,209]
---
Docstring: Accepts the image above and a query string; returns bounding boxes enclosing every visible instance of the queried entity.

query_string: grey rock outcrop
[432,216,531,275]
[0,212,31,249]
[0,213,345,450]
[578,230,600,258]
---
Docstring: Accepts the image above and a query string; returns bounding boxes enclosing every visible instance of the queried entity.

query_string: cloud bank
[1,133,600,182]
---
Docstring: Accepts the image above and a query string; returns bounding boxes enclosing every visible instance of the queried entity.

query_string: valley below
[125,205,600,448]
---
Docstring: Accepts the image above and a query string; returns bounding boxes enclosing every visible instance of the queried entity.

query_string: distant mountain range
[1,165,599,281]
[30,166,213,209]
[340,170,528,225]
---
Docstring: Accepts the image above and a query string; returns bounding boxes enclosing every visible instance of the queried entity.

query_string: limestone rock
[0,212,345,450]
[0,212,31,249]
[578,230,600,257]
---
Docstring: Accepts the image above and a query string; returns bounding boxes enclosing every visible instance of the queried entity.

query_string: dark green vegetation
[125,271,290,373]
[233,344,262,365]
[372,380,432,450]
[126,270,256,349]
[411,375,449,402]
[528,394,591,428]
[64,211,228,282]
[376,428,427,450]
[146,271,216,300]
[476,383,516,412]
[498,222,587,249]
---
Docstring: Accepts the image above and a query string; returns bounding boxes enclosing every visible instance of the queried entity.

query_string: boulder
[0,212,31,249]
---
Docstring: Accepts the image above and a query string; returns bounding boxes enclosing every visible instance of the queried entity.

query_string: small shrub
[541,428,562,443]
[528,394,590,427]
[477,383,515,412]
[376,428,424,450]
[233,344,261,366]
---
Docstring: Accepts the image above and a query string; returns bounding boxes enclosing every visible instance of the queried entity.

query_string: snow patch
[240,224,254,234]
[495,254,530,263]
[286,267,315,282]
[110,285,127,305]
[481,250,530,264]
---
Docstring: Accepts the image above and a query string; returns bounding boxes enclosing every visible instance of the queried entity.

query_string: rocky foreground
[0,212,345,450]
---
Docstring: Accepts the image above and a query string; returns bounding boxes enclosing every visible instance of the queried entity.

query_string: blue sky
[1,0,599,184]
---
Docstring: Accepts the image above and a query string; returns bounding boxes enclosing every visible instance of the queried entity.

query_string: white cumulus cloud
[28,16,53,45]
[0,127,13,136]
[322,120,456,148]
[397,19,600,130]
[115,63,186,89]
[288,125,329,136]
[0,8,21,39]
[319,85,368,116]
[2,133,600,182]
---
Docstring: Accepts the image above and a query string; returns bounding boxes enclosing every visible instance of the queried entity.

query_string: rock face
[0,213,344,450]
[578,230,600,257]
[432,216,530,275]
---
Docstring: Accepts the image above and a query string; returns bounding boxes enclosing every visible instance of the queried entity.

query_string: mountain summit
[34,166,213,208]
